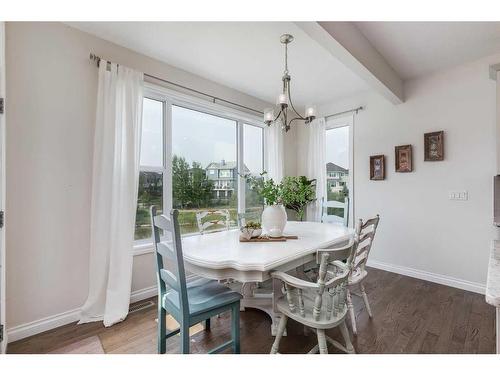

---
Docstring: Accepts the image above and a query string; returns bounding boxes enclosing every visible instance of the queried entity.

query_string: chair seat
[276,289,347,329]
[163,277,241,318]
[348,267,367,285]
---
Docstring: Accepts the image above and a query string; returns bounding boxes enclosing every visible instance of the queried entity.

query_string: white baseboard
[7,307,81,344]
[130,286,157,303]
[367,259,486,294]
[7,285,158,344]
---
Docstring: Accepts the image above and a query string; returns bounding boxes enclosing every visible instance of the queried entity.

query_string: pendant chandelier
[263,34,316,132]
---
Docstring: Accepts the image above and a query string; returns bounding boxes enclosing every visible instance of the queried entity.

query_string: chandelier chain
[284,42,288,74]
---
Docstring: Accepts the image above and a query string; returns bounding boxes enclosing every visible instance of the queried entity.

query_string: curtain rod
[89,53,363,121]
[325,106,364,119]
[89,53,264,116]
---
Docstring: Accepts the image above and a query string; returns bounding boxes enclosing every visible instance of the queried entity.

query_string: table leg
[271,278,287,337]
[240,282,256,311]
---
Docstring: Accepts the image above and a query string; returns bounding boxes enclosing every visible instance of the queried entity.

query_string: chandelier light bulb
[305,105,316,118]
[264,108,274,124]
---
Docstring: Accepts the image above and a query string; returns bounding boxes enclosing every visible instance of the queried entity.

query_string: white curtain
[264,120,284,183]
[79,61,144,327]
[305,118,326,222]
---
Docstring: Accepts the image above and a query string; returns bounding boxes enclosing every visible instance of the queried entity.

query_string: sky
[140,98,164,167]
[325,125,349,169]
[140,98,264,173]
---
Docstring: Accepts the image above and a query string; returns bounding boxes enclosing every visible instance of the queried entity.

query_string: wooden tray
[239,235,298,243]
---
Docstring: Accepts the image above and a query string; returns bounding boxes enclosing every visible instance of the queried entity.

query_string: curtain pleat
[79,61,143,327]
[264,120,284,183]
[305,118,326,222]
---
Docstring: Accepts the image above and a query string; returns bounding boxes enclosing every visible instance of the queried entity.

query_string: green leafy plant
[243,220,261,229]
[281,176,316,221]
[242,172,282,206]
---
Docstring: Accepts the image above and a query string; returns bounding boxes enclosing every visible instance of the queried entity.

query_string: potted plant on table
[243,172,287,238]
[240,220,262,240]
[281,176,317,221]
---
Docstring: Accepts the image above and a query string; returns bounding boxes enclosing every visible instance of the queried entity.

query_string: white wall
[5,22,274,338]
[312,53,499,291]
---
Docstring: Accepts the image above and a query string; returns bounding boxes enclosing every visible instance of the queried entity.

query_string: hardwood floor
[7,268,496,354]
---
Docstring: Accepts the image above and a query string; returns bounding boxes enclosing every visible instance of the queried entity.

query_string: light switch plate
[449,191,468,200]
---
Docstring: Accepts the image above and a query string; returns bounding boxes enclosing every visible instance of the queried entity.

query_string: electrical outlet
[449,191,468,200]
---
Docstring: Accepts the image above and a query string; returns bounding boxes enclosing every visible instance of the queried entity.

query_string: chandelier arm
[288,117,304,126]
[287,80,306,120]
[273,108,283,123]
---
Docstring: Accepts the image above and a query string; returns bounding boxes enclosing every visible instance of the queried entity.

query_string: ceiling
[66,22,368,108]
[355,22,500,80]
[67,22,500,105]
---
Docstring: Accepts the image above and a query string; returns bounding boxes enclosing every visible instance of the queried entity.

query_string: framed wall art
[395,145,413,172]
[424,131,444,161]
[370,155,385,180]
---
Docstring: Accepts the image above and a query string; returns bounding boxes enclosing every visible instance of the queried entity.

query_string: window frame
[242,122,265,213]
[134,82,265,254]
[325,114,354,228]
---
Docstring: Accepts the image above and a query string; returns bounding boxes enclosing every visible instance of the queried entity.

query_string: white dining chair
[321,197,349,227]
[346,215,380,335]
[270,239,358,354]
[196,209,231,234]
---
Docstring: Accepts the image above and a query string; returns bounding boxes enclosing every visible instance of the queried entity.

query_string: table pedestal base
[236,281,287,336]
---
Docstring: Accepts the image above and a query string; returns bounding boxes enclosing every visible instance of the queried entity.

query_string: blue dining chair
[150,206,242,354]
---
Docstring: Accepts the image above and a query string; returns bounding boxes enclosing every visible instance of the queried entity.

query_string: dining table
[181,221,355,335]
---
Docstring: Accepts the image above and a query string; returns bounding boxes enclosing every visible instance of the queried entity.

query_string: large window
[135,89,265,242]
[325,116,352,222]
[171,105,238,235]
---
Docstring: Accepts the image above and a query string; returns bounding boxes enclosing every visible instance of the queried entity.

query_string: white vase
[262,204,287,238]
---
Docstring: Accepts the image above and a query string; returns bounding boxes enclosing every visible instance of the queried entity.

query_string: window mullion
[237,121,245,214]
[165,99,173,213]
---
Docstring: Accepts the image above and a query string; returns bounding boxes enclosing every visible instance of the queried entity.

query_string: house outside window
[326,162,348,193]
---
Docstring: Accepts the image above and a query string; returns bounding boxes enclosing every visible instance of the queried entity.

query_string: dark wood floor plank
[7,268,496,354]
[418,331,439,353]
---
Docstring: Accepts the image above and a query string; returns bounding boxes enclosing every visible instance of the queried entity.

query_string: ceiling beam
[296,22,404,104]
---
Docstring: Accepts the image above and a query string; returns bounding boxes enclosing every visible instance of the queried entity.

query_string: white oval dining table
[181,221,354,335]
